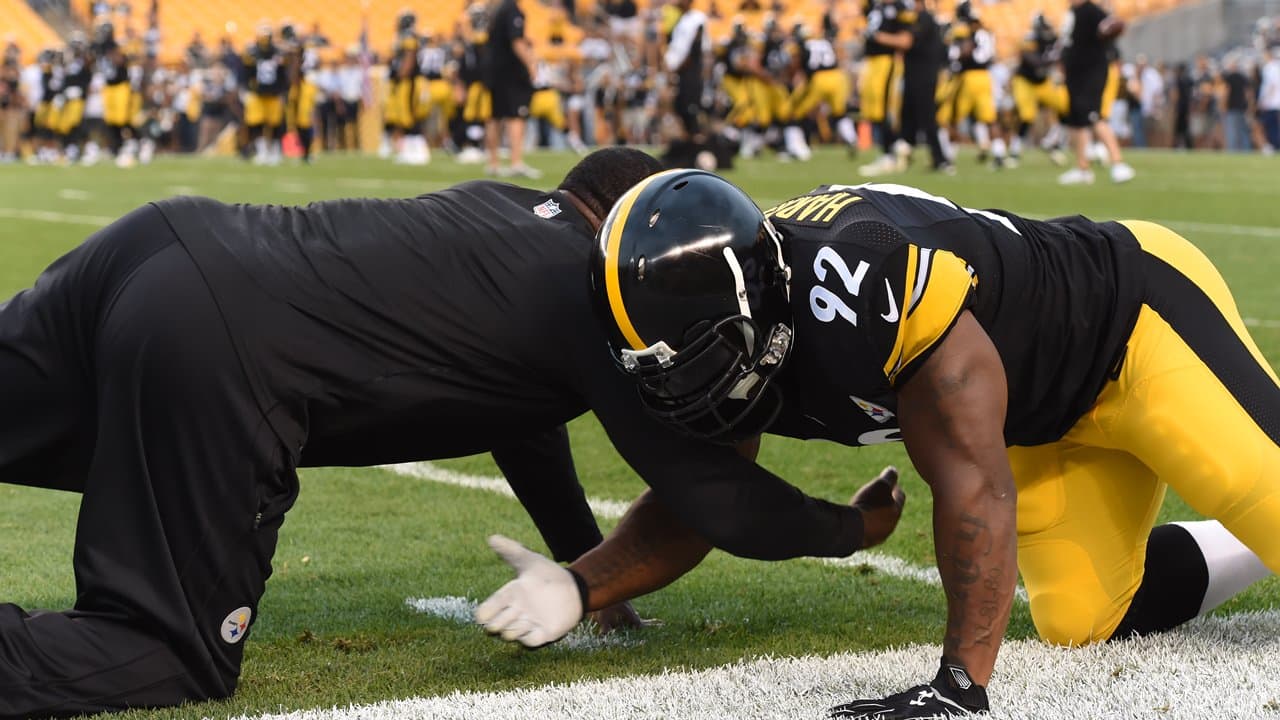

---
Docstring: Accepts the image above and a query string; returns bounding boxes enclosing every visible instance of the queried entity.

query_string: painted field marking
[381,462,959,594]
[229,609,1280,720]
[0,207,113,227]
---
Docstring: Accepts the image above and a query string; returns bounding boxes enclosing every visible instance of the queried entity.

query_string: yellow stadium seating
[1,0,64,62]
[64,0,1191,66]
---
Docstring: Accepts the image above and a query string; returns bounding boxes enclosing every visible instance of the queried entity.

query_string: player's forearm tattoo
[943,512,1004,658]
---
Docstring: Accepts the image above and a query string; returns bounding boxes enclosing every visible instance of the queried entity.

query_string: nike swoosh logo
[880,278,899,322]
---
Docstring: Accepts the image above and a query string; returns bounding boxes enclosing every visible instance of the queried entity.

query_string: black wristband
[566,567,589,620]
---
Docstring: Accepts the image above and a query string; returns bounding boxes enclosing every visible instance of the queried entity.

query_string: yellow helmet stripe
[603,170,674,351]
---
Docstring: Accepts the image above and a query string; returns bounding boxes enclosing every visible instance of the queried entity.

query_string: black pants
[674,80,704,137]
[900,69,946,168]
[0,206,297,718]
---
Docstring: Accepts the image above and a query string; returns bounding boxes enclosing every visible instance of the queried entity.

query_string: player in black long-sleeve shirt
[0,148,874,718]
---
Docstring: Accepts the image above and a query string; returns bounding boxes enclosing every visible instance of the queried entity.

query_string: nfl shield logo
[533,199,562,219]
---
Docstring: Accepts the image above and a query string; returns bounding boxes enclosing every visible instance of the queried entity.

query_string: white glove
[474,534,585,648]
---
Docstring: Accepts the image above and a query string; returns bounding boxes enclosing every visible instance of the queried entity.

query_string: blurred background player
[93,21,136,167]
[937,1,1007,169]
[530,16,587,155]
[484,0,539,178]
[282,22,319,164]
[56,33,92,165]
[385,9,428,165]
[457,3,491,165]
[1011,13,1068,166]
[663,0,709,144]
[0,43,23,162]
[858,0,916,175]
[1058,0,1135,184]
[416,30,456,153]
[855,0,916,170]
[787,21,854,160]
[243,21,287,166]
[889,0,949,174]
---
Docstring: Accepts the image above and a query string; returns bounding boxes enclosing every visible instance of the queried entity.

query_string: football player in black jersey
[1010,13,1067,166]
[481,171,1278,718]
[0,149,894,717]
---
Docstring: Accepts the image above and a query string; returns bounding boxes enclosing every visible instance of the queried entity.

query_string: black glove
[828,661,989,718]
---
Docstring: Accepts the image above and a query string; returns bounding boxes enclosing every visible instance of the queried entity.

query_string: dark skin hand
[569,452,908,612]
[896,310,1017,687]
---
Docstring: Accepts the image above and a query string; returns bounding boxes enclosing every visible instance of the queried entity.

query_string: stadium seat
[0,0,64,62]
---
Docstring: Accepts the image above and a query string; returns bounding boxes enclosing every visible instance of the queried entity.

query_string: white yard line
[382,461,634,520]
[380,462,1030,600]
[228,610,1280,720]
[0,207,113,227]
[1245,317,1280,330]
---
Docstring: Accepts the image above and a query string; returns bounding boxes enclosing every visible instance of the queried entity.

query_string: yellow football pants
[938,69,995,126]
[1012,221,1280,647]
[463,82,492,123]
[530,88,565,130]
[419,78,456,122]
[245,93,284,128]
[103,83,132,127]
[287,80,317,130]
[1100,63,1120,121]
[859,54,899,123]
[1012,76,1065,124]
[724,75,750,128]
[791,68,851,120]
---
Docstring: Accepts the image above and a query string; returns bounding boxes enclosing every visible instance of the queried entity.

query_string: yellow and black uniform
[1013,30,1064,124]
[719,29,752,128]
[34,56,60,138]
[1099,43,1121,121]
[760,30,793,128]
[938,19,996,126]
[460,32,491,125]
[860,0,914,124]
[98,43,130,128]
[385,31,420,131]
[284,42,319,160]
[244,41,288,132]
[530,41,574,131]
[789,35,848,121]
[761,183,1280,647]
[417,39,455,124]
[57,51,91,139]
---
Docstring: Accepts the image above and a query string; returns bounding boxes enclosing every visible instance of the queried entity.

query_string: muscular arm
[568,438,760,610]
[873,30,914,51]
[896,311,1017,686]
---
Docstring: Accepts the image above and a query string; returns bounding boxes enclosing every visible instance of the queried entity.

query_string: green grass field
[0,148,1277,719]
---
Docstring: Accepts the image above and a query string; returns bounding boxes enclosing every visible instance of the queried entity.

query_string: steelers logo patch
[220,606,253,644]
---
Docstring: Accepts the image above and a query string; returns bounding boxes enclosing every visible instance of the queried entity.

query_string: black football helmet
[956,0,979,23]
[397,8,417,33]
[590,170,794,445]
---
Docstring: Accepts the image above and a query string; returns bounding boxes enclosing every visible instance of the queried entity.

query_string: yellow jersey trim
[603,172,668,351]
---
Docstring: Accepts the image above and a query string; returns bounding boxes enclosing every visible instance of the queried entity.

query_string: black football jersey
[148,181,865,561]
[864,0,916,57]
[800,37,840,75]
[245,43,287,95]
[1016,32,1055,82]
[764,183,1143,448]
